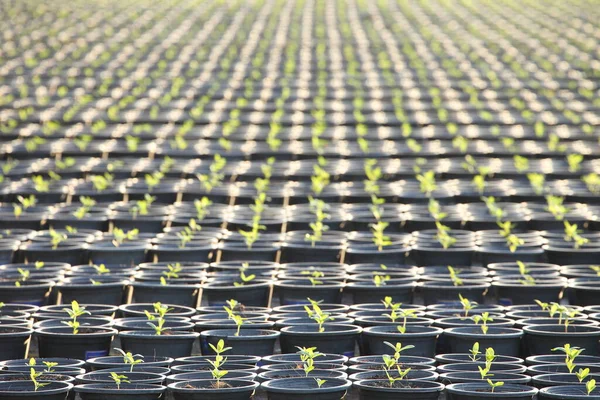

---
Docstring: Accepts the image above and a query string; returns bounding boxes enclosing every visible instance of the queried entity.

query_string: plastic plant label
[85,350,109,360]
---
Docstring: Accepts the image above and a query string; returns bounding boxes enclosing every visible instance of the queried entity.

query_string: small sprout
[577,368,591,383]
[315,378,327,388]
[233,268,256,287]
[448,266,463,286]
[109,372,130,389]
[114,348,144,372]
[370,221,392,251]
[93,264,110,275]
[459,294,477,317]
[469,342,481,362]
[564,221,589,249]
[373,274,390,287]
[296,346,323,377]
[30,368,50,392]
[471,312,493,335]
[383,342,415,363]
[305,301,334,333]
[112,228,139,246]
[436,222,456,249]
[381,296,395,309]
[553,344,584,373]
[146,318,169,336]
[61,300,90,334]
[487,379,504,392]
[224,301,246,336]
[587,379,596,395]
[42,361,58,373]
[207,339,232,384]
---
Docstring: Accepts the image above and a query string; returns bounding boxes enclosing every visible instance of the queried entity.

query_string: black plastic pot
[538,385,600,399]
[118,330,200,358]
[76,371,165,385]
[258,368,347,382]
[86,355,173,371]
[523,324,600,355]
[3,365,86,377]
[113,318,194,332]
[279,324,361,357]
[527,364,600,376]
[526,355,600,366]
[57,277,130,305]
[118,303,196,318]
[532,373,600,389]
[261,353,348,366]
[166,371,256,385]
[275,280,344,305]
[345,281,416,304]
[446,382,537,400]
[0,279,54,306]
[440,371,531,385]
[131,281,201,307]
[361,325,442,357]
[443,327,523,356]
[168,379,258,400]
[200,328,279,356]
[418,280,490,305]
[349,369,438,381]
[568,278,600,306]
[36,327,117,360]
[261,377,350,400]
[201,280,271,307]
[74,383,166,400]
[436,353,524,365]
[0,381,73,400]
[169,362,259,374]
[353,379,444,400]
[2,357,85,369]
[492,278,566,306]
[0,327,32,361]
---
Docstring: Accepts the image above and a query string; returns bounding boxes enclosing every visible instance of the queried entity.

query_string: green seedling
[207,339,231,384]
[371,221,392,251]
[487,380,504,392]
[577,368,591,383]
[61,300,90,334]
[112,228,139,246]
[233,268,256,287]
[448,266,463,286]
[552,344,584,373]
[459,294,477,317]
[315,378,327,388]
[296,346,323,377]
[109,372,129,389]
[114,348,144,372]
[436,222,456,249]
[92,264,110,275]
[471,312,493,335]
[381,296,396,309]
[564,221,589,249]
[224,300,246,336]
[30,367,49,392]
[587,379,596,395]
[469,342,481,362]
[304,301,334,332]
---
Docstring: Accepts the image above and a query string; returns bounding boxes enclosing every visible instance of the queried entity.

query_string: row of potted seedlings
[1,223,599,267]
[1,299,600,399]
[3,156,600,180]
[2,174,600,205]
[2,260,600,307]
[3,197,600,228]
